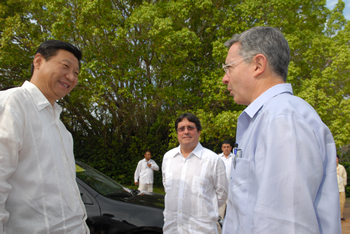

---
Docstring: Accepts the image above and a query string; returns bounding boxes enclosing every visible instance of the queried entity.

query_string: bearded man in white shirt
[134,150,159,192]
[218,140,233,220]
[0,40,89,233]
[162,113,228,234]
[222,26,340,233]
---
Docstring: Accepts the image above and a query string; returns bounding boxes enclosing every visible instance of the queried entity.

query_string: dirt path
[342,198,350,233]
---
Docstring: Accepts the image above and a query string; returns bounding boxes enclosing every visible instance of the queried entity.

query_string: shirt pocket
[191,175,209,196]
[231,157,250,215]
[192,176,213,220]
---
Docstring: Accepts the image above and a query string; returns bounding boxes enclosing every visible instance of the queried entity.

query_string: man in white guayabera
[134,150,159,192]
[0,40,89,233]
[162,113,227,234]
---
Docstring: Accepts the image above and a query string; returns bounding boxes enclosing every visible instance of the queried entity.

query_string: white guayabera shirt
[134,158,159,184]
[0,81,89,234]
[162,143,228,234]
[219,153,234,183]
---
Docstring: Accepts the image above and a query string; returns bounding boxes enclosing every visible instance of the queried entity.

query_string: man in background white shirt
[337,155,347,221]
[134,150,159,192]
[218,140,233,220]
[0,40,89,233]
[162,113,227,234]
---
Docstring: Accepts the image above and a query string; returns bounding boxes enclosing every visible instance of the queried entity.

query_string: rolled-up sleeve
[151,161,159,171]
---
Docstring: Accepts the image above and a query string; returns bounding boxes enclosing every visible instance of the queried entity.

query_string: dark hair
[337,154,339,159]
[225,27,290,82]
[222,140,232,147]
[145,150,151,154]
[31,40,82,76]
[175,113,202,131]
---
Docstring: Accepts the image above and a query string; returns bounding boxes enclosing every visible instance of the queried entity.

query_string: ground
[342,198,350,233]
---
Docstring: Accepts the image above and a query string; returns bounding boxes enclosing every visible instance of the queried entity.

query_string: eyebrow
[62,59,80,72]
[178,125,196,127]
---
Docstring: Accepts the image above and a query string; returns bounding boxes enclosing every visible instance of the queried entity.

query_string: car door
[77,178,101,218]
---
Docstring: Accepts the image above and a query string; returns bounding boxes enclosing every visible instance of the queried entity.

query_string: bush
[341,162,350,197]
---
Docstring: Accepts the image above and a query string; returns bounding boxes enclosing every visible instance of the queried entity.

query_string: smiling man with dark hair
[162,113,227,233]
[0,40,88,233]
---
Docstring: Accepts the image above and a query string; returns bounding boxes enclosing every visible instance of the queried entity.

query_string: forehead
[54,49,79,68]
[178,118,195,126]
[226,43,242,62]
[222,143,232,147]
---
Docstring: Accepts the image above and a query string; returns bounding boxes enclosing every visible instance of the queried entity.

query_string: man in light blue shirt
[221,27,341,233]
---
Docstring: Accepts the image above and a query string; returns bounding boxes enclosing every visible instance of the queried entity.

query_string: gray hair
[224,27,290,82]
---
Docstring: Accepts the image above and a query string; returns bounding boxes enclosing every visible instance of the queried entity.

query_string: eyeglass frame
[177,126,197,132]
[222,56,253,74]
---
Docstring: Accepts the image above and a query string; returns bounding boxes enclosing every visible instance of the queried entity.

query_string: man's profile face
[222,143,232,156]
[177,118,200,149]
[222,43,254,106]
[33,49,80,105]
[144,151,152,161]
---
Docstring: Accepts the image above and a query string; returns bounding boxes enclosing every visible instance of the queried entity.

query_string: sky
[326,0,350,20]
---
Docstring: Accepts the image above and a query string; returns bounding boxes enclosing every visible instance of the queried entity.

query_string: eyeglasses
[222,57,252,74]
[177,126,197,132]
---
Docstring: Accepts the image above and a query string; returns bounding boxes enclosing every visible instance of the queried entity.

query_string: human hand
[135,182,139,186]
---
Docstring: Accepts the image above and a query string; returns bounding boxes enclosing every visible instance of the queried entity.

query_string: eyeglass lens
[177,126,196,132]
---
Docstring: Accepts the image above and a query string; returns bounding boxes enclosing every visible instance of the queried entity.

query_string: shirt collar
[173,142,204,159]
[22,81,62,113]
[244,83,293,118]
[220,153,233,158]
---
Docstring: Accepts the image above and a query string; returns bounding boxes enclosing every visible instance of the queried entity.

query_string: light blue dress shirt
[223,83,341,234]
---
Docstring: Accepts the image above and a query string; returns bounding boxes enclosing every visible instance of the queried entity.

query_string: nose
[222,73,229,84]
[66,71,77,82]
[183,127,192,134]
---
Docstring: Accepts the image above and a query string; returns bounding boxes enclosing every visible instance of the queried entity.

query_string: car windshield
[76,161,130,196]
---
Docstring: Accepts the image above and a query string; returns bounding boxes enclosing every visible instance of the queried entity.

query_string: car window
[76,161,129,196]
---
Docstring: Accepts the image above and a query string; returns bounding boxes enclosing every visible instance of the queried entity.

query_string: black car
[75,161,164,234]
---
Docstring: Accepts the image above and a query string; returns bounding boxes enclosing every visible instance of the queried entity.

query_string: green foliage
[1,0,349,178]
[340,162,350,197]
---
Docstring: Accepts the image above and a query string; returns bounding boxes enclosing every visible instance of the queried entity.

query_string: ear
[252,54,267,78]
[33,53,44,70]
